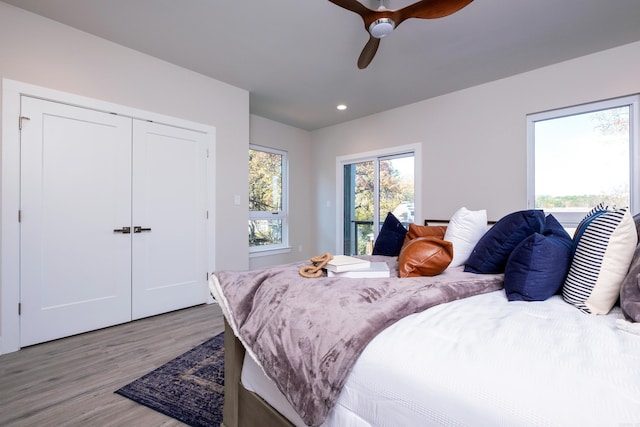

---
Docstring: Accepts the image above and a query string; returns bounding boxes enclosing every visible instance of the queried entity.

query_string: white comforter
[242,291,640,427]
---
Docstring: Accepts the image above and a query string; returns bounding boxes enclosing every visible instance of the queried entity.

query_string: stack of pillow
[463,204,638,313]
[373,207,488,277]
[373,203,638,315]
[463,209,572,301]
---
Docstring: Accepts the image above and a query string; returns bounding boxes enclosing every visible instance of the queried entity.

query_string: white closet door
[131,120,208,320]
[20,97,132,347]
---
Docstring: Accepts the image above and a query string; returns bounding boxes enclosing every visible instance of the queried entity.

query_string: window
[527,95,639,228]
[340,146,419,255]
[249,145,289,254]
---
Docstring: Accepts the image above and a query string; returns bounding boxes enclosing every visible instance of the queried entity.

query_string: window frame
[248,144,290,256]
[527,94,640,228]
[336,143,422,255]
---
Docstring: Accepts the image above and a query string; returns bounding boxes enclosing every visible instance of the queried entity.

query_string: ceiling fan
[329,0,474,69]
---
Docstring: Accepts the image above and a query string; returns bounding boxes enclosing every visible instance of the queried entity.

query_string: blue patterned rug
[115,332,224,427]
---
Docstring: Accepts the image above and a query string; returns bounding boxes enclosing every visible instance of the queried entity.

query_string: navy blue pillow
[504,214,573,301]
[372,212,407,256]
[570,202,608,254]
[464,210,545,274]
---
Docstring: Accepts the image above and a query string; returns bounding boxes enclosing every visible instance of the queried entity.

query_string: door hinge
[206,272,209,281]
[18,302,21,315]
[206,148,209,158]
[18,210,21,223]
[19,116,30,130]
[206,210,209,219]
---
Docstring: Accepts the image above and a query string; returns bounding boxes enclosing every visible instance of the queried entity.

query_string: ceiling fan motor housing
[369,18,395,38]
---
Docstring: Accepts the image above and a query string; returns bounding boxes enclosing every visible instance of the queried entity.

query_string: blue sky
[535,109,629,197]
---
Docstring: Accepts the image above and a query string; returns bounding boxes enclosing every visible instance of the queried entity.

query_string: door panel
[131,120,207,319]
[20,97,132,346]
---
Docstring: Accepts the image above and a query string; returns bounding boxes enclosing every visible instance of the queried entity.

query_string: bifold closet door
[131,120,208,320]
[20,97,133,347]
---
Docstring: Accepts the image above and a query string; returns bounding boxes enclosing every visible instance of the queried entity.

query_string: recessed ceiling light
[337,104,347,111]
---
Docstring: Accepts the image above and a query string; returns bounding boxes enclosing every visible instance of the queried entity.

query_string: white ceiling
[4,0,640,130]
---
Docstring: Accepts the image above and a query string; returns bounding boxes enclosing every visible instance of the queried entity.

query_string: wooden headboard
[424,219,497,226]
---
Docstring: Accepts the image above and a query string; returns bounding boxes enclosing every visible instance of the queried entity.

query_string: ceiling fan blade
[327,0,374,20]
[395,0,474,25]
[329,0,472,69]
[357,36,381,69]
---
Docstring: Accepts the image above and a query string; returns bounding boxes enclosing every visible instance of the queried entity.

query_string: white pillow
[444,207,488,268]
[562,204,637,314]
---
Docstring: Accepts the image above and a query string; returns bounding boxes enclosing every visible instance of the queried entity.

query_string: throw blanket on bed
[620,215,640,323]
[211,255,503,427]
[621,244,640,322]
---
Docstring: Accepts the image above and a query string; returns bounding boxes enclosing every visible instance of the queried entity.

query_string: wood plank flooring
[0,302,224,426]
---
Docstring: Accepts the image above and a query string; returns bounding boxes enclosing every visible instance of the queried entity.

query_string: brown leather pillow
[398,237,454,277]
[403,224,447,246]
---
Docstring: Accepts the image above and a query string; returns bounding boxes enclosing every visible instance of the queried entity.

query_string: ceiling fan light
[369,18,395,38]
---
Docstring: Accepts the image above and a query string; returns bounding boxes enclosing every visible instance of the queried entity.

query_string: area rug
[115,332,224,427]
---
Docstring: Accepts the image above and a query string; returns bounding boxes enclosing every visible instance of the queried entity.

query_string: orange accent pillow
[398,237,454,277]
[403,224,447,246]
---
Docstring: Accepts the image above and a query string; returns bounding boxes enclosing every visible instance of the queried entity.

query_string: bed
[211,208,640,427]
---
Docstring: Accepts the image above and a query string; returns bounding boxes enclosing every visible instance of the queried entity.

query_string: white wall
[0,2,250,271]
[249,115,314,270]
[311,41,640,254]
[0,3,252,351]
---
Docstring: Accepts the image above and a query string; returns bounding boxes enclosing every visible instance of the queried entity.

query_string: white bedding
[241,290,640,427]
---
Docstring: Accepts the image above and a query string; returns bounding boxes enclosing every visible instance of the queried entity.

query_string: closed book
[327,262,390,278]
[325,255,371,272]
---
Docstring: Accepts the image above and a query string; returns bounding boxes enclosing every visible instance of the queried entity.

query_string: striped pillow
[562,204,638,314]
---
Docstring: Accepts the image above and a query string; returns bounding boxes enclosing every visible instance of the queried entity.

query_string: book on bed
[327,261,390,278]
[324,255,371,272]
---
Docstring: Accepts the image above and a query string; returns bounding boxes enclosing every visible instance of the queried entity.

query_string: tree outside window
[344,153,415,255]
[249,145,288,252]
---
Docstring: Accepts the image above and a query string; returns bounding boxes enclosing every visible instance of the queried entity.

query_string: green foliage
[249,149,282,212]
[536,193,629,210]
[249,148,284,247]
[350,159,414,254]
[353,160,413,222]
[248,219,282,246]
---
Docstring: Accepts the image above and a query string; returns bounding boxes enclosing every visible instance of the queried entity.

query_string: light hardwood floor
[0,302,224,426]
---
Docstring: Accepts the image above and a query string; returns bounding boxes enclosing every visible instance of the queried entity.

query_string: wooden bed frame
[223,320,294,427]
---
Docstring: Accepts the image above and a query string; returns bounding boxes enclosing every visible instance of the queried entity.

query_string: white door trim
[1,79,216,354]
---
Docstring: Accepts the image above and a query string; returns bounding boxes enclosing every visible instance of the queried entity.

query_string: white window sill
[249,246,292,258]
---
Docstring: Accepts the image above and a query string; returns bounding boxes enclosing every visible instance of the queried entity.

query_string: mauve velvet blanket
[211,255,504,426]
[621,244,640,322]
[619,214,640,322]
[620,214,640,322]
